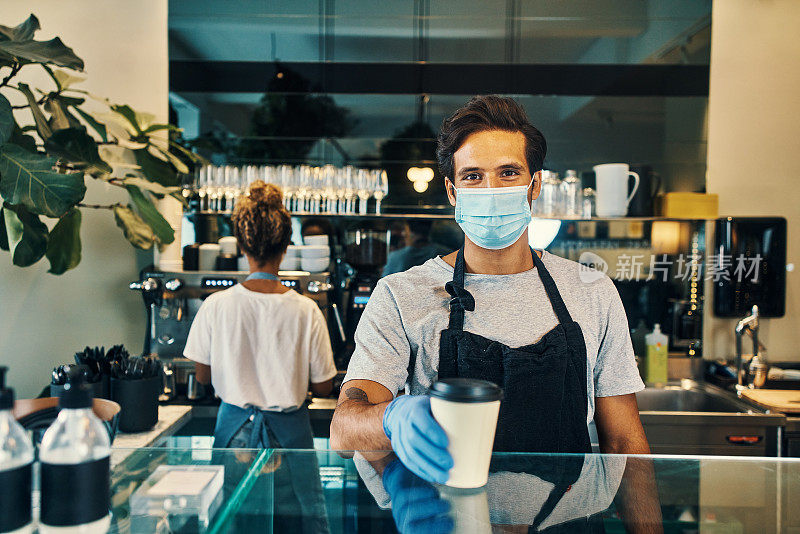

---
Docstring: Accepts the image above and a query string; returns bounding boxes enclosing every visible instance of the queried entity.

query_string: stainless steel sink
[636,380,758,413]
[634,380,785,456]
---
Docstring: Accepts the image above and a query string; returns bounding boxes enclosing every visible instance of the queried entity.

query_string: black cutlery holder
[111,376,160,433]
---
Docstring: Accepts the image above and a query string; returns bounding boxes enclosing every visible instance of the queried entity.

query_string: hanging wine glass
[279,165,295,212]
[211,165,226,212]
[373,169,388,214]
[309,166,323,214]
[223,165,240,213]
[297,165,313,213]
[356,168,372,214]
[334,167,347,214]
[322,164,336,213]
[343,166,357,214]
[196,165,209,211]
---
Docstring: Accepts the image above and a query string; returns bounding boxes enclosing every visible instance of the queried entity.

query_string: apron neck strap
[530,249,574,324]
[445,247,471,330]
[446,247,574,330]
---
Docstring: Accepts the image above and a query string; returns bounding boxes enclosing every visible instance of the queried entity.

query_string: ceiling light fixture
[407,166,434,194]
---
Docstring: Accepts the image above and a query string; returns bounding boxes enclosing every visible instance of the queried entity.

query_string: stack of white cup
[279,246,301,271]
[299,235,330,273]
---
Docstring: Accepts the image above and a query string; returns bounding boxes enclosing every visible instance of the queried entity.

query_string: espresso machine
[130,269,344,402]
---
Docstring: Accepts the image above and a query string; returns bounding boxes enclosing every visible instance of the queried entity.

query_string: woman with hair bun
[184,180,337,450]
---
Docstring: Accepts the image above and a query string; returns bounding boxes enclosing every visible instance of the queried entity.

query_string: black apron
[438,247,592,454]
[490,455,606,533]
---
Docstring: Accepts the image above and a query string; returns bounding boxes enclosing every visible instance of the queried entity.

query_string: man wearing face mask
[330,95,649,485]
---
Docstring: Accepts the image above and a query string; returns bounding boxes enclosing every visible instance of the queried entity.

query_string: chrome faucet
[735,305,767,392]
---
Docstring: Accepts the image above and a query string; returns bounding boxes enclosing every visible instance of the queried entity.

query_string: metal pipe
[734,305,760,391]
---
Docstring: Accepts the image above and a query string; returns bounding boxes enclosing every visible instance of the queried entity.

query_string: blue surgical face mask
[453,181,533,250]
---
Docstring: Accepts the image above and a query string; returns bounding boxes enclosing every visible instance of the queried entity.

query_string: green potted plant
[0,14,204,274]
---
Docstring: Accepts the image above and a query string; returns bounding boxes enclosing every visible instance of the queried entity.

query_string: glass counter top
[107,446,800,533]
[109,447,271,534]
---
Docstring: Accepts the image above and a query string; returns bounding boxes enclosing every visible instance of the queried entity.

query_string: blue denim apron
[212,401,315,449]
[213,402,329,533]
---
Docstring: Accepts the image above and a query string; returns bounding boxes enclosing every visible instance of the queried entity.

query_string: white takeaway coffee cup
[429,378,503,488]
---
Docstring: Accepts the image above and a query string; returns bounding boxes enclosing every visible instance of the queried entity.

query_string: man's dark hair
[436,95,547,181]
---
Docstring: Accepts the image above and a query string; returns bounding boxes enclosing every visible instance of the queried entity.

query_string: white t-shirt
[184,284,337,411]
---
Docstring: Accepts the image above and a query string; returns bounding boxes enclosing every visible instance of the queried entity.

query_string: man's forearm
[602,438,663,534]
[330,396,392,452]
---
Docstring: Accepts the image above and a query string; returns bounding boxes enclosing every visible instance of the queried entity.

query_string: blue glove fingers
[397,442,450,484]
[404,515,454,534]
[409,403,449,449]
[396,499,452,534]
[406,496,450,517]
[408,418,453,470]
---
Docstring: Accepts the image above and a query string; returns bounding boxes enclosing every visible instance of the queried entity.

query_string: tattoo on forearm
[345,387,368,402]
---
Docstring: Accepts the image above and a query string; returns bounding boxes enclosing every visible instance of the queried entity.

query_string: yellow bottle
[645,323,669,384]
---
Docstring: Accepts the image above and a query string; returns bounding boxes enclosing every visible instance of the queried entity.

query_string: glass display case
[104,446,799,533]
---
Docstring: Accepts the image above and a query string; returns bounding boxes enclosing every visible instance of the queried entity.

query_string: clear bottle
[0,367,34,534]
[559,170,582,218]
[645,324,669,384]
[582,187,596,219]
[536,170,562,217]
[39,376,110,534]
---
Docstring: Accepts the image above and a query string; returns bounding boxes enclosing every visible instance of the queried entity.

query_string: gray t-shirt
[344,252,644,424]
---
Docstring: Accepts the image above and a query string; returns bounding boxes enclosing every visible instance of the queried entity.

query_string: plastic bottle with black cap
[39,371,111,534]
[0,367,34,534]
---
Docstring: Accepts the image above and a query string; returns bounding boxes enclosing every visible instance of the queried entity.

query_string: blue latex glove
[383,395,453,484]
[383,459,453,534]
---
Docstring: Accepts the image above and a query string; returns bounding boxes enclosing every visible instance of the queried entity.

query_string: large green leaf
[44,127,112,174]
[113,204,155,250]
[46,207,81,274]
[111,105,142,135]
[126,185,174,245]
[0,38,84,70]
[0,15,40,42]
[55,94,85,107]
[134,148,179,187]
[114,176,176,197]
[0,144,86,218]
[143,123,181,134]
[71,106,107,142]
[9,125,37,153]
[0,16,39,42]
[17,83,52,140]
[0,93,12,144]
[52,69,85,91]
[0,208,8,251]
[4,204,48,266]
[169,139,207,166]
[150,144,190,174]
[43,96,72,130]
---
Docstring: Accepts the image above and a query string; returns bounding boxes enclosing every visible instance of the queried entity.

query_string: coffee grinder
[341,227,389,366]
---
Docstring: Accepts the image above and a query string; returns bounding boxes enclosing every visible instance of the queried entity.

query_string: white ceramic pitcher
[593,163,640,217]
